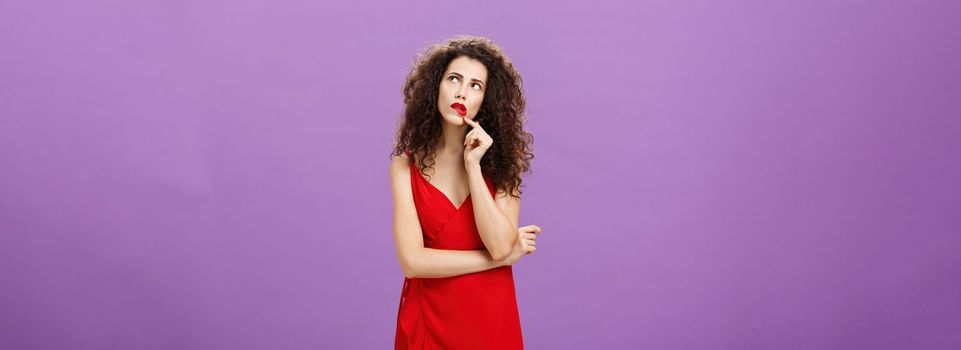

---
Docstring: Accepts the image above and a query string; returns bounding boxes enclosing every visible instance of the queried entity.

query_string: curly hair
[390,35,534,198]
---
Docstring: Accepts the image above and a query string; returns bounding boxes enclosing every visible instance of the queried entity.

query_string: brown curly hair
[390,35,534,198]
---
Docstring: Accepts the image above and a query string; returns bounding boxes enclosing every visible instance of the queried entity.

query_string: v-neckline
[411,162,471,212]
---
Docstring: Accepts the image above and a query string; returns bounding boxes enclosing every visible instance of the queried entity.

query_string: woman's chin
[445,113,469,125]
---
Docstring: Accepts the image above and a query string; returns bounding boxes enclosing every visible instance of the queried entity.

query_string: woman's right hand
[501,225,542,266]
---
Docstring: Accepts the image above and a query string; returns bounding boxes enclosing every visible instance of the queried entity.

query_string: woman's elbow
[399,254,420,278]
[402,263,420,278]
[489,246,511,262]
[487,229,516,261]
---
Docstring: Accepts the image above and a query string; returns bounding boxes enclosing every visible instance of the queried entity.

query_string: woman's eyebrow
[449,72,485,84]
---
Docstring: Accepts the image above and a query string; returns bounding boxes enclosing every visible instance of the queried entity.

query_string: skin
[391,56,543,278]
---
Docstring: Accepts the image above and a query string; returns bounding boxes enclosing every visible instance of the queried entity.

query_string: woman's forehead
[445,56,487,81]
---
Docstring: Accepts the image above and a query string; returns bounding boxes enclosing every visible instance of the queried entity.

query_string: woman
[389,35,541,349]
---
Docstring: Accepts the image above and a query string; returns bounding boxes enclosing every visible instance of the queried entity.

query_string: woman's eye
[449,76,480,90]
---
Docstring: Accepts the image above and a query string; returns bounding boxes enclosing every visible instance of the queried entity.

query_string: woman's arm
[461,117,521,261]
[391,156,506,278]
[466,163,520,261]
[404,247,504,278]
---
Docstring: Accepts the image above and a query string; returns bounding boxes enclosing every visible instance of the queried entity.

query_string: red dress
[395,153,524,349]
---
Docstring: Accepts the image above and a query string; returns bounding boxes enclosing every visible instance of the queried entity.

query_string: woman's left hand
[463,116,493,167]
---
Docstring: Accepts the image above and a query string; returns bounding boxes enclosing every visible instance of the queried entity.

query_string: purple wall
[2,0,959,349]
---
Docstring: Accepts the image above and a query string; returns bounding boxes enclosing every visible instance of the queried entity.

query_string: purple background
[2,0,959,349]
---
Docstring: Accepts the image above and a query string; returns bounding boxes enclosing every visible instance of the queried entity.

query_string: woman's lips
[450,103,467,116]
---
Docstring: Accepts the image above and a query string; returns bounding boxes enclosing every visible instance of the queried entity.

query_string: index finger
[462,116,482,130]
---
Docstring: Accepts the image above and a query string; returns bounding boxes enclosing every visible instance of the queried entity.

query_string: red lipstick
[450,103,467,116]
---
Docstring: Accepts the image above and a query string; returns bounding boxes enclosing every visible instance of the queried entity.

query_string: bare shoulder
[494,186,522,200]
[494,185,521,229]
[390,154,411,182]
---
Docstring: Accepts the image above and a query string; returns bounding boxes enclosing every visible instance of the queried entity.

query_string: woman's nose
[455,84,468,100]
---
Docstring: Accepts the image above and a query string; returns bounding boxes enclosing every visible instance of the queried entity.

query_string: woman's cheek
[474,95,484,113]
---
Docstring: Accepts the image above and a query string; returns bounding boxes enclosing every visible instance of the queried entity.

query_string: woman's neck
[434,121,468,157]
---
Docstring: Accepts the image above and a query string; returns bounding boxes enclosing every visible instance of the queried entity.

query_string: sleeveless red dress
[395,153,524,349]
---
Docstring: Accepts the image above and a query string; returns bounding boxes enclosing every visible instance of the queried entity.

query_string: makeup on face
[450,102,467,116]
[439,56,488,122]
